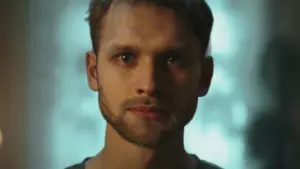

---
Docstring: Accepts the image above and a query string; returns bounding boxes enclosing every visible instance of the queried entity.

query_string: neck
[87,124,195,169]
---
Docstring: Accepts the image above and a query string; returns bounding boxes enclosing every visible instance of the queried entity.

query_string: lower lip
[130,110,162,119]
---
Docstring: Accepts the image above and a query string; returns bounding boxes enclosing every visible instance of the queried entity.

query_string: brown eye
[166,54,181,67]
[118,52,137,65]
[167,55,177,64]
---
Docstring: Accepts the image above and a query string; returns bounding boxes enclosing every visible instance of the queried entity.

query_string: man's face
[87,2,213,148]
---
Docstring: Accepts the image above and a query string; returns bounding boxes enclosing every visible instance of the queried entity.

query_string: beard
[97,85,198,149]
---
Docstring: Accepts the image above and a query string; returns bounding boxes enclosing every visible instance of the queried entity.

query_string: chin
[121,123,164,147]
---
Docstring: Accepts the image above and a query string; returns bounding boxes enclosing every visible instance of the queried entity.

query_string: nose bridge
[135,56,157,94]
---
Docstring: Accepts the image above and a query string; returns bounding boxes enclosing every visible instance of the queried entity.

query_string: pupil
[121,53,134,63]
[168,56,175,63]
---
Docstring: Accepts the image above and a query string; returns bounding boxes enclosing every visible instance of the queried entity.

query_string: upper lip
[128,105,164,113]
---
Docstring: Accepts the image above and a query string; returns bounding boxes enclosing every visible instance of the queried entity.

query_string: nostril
[137,88,144,95]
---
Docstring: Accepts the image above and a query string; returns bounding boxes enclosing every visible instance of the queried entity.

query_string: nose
[135,61,158,96]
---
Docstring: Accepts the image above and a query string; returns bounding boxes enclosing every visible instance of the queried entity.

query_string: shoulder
[191,154,222,169]
[64,158,91,169]
[65,164,84,169]
[65,164,83,169]
[198,160,222,169]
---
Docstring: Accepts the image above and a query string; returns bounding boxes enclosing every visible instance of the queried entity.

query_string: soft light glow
[198,125,229,168]
[57,4,91,57]
[231,101,248,129]
[210,65,235,95]
[184,122,203,153]
[210,11,233,57]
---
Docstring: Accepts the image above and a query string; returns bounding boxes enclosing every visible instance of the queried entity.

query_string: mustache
[120,96,168,111]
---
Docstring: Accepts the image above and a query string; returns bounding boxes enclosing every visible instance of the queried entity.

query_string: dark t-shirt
[65,155,222,169]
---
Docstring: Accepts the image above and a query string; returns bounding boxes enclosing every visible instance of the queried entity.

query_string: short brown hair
[86,0,214,55]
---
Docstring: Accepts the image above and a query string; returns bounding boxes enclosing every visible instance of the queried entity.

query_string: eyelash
[114,52,182,68]
[166,54,180,65]
[117,52,137,65]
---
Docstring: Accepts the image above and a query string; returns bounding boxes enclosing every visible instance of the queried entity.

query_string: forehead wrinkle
[99,2,200,56]
[101,2,182,34]
[103,38,188,55]
[100,22,187,54]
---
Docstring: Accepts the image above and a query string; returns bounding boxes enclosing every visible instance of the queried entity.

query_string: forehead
[99,2,200,53]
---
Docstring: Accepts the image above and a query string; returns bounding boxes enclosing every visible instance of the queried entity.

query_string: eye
[167,55,178,64]
[118,52,137,65]
[165,53,182,67]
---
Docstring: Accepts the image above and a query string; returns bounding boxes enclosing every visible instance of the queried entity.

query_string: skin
[85,2,213,169]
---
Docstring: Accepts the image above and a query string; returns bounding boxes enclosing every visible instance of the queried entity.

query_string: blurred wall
[0,0,29,169]
[245,0,300,169]
[28,0,63,168]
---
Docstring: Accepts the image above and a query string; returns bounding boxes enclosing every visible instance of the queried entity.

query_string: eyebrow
[105,44,141,54]
[104,41,187,55]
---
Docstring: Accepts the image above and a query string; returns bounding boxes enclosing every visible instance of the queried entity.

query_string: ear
[86,51,98,92]
[198,56,214,97]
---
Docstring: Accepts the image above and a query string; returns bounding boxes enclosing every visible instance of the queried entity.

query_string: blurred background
[1,0,300,169]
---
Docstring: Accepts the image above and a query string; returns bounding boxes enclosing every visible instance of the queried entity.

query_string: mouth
[127,106,166,119]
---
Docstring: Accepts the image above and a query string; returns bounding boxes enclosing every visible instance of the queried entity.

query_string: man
[67,0,220,168]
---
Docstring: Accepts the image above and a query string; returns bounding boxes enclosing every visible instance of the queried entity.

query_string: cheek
[99,69,127,116]
[170,72,200,114]
[171,65,200,86]
[170,70,200,97]
[172,85,199,122]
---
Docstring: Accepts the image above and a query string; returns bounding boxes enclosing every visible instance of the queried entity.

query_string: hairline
[86,0,213,56]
